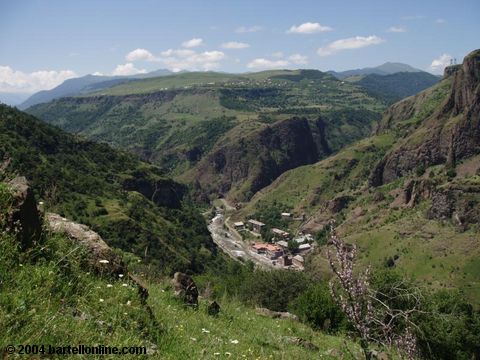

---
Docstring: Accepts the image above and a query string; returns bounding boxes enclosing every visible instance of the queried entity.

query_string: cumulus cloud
[287,22,332,34]
[235,25,262,33]
[182,38,204,48]
[222,41,250,49]
[0,65,77,93]
[387,26,407,33]
[159,49,225,71]
[429,53,452,74]
[112,63,147,76]
[126,48,156,61]
[317,35,384,57]
[247,58,289,69]
[289,54,308,65]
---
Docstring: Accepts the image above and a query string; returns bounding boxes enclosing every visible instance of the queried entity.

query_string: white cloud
[126,48,156,61]
[289,54,308,65]
[287,22,332,34]
[387,26,407,33]
[92,71,104,76]
[112,63,147,76]
[235,25,262,33]
[317,35,384,57]
[0,65,77,93]
[247,58,289,69]
[159,49,225,71]
[429,53,452,74]
[435,18,446,24]
[272,52,284,58]
[222,41,250,49]
[182,38,204,48]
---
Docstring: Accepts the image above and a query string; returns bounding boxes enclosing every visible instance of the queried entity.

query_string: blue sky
[0,0,479,93]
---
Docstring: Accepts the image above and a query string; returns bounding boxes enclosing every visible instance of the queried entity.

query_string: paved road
[208,212,278,269]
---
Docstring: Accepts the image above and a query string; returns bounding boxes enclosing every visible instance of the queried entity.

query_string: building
[277,240,289,249]
[251,243,283,259]
[294,233,314,244]
[233,221,245,230]
[248,219,265,234]
[265,244,283,259]
[292,255,304,268]
[281,255,292,266]
[298,243,311,252]
[271,228,290,240]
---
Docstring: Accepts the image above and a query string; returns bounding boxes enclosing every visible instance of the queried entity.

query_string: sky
[0,0,479,94]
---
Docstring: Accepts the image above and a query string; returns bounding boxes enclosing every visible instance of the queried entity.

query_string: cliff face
[370,49,480,186]
[192,117,331,201]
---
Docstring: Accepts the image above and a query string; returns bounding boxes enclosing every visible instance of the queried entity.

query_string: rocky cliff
[191,117,331,201]
[370,49,480,186]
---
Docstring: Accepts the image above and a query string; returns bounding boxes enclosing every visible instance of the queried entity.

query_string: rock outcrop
[172,272,199,308]
[255,307,299,321]
[370,49,480,187]
[7,176,42,249]
[47,213,125,275]
[193,117,331,201]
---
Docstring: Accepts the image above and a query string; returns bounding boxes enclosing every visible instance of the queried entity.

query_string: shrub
[289,284,347,332]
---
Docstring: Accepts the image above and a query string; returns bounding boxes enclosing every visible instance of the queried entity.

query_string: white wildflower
[122,283,129,287]
[99,298,104,302]
[126,300,132,306]
[118,274,124,278]
[202,328,210,333]
[98,259,109,264]
[106,284,113,288]
[230,339,239,344]
[190,337,197,342]
[225,352,232,356]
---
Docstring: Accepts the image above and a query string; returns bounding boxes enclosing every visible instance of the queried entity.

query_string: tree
[327,221,419,359]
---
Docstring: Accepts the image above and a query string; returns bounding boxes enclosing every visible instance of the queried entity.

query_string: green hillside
[236,52,480,305]
[0,104,221,274]
[27,69,386,201]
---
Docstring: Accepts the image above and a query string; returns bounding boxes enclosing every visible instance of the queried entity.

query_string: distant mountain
[18,69,172,109]
[0,92,31,106]
[354,71,441,104]
[329,62,425,80]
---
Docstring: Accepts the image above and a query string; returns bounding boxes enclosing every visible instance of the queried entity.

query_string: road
[207,212,278,269]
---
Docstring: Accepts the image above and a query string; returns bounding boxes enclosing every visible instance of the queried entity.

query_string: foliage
[289,284,348,333]
[0,104,222,275]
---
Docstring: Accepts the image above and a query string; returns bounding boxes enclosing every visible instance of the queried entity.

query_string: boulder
[7,176,42,249]
[207,301,220,316]
[46,213,125,275]
[284,336,318,351]
[172,272,198,308]
[255,307,298,321]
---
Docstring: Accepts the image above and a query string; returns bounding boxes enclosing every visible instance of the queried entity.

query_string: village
[228,211,315,271]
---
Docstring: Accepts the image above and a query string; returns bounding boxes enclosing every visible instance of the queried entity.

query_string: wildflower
[39,201,44,205]
[99,299,104,302]
[225,352,232,357]
[118,274,124,278]
[106,284,113,288]
[122,283,128,287]
[98,259,109,264]
[190,337,197,342]
[202,328,210,333]
[214,353,220,356]
[230,340,239,344]
[62,217,67,221]
[126,300,132,306]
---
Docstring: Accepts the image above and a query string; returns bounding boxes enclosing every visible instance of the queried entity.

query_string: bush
[239,270,311,312]
[289,284,347,332]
